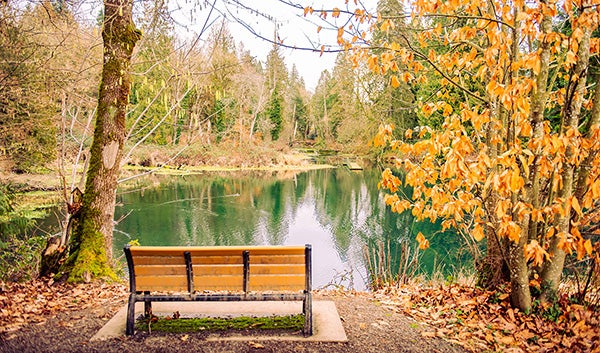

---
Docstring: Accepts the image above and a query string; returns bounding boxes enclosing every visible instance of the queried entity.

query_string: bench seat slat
[136,293,307,302]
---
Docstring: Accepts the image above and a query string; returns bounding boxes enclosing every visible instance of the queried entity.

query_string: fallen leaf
[378,320,391,327]
[248,341,264,349]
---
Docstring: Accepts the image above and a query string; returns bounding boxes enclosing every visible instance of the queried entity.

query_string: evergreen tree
[310,70,333,143]
[370,0,418,138]
[327,52,362,144]
[264,41,288,141]
[288,65,309,142]
[207,21,238,142]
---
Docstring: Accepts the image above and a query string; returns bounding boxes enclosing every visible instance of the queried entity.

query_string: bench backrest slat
[129,246,306,257]
[249,264,305,275]
[247,274,306,291]
[136,274,245,292]
[135,275,188,292]
[126,245,309,293]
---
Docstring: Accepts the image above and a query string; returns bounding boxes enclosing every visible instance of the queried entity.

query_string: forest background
[1,0,420,286]
[0,0,402,176]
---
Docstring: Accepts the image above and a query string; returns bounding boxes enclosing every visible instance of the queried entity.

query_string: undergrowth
[0,184,48,281]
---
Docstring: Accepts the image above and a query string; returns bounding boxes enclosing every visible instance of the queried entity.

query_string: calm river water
[40,167,472,289]
[103,168,471,290]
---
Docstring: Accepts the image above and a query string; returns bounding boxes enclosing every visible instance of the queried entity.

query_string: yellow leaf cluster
[472,224,485,242]
[337,27,345,45]
[384,194,411,214]
[416,232,430,250]
[499,220,522,243]
[380,19,394,33]
[303,6,313,16]
[373,124,393,147]
[367,55,380,74]
[524,240,550,266]
[390,75,400,88]
[379,168,402,193]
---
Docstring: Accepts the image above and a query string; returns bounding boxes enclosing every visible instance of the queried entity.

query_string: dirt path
[0,282,465,353]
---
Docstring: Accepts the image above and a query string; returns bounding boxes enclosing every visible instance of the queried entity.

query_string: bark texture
[540,22,593,299]
[60,0,140,282]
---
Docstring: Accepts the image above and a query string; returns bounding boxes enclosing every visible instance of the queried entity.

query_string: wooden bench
[123,244,313,336]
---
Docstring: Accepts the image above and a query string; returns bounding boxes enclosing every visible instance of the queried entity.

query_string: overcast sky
[70,0,378,91]
[170,0,378,91]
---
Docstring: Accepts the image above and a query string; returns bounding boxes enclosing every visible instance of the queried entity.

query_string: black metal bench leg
[303,292,313,336]
[144,292,152,318]
[126,294,136,336]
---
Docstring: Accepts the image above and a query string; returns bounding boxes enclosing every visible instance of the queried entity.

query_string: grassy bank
[1,144,341,194]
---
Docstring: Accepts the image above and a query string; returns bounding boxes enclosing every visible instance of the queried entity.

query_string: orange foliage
[366,0,599,274]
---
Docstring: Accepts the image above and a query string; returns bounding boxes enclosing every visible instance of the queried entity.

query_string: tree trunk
[526,0,552,248]
[574,71,600,200]
[508,216,532,311]
[59,0,140,282]
[540,22,592,300]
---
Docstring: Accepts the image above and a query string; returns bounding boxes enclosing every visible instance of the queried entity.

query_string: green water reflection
[113,168,472,290]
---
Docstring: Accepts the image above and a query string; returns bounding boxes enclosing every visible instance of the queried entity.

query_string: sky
[170,0,378,91]
[68,0,378,91]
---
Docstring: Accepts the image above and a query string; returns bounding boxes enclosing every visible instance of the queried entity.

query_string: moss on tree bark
[58,0,141,282]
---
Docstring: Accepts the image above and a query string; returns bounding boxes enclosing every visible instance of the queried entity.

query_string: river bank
[0,146,343,192]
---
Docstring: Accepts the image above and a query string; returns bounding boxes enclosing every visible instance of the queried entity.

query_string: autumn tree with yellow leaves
[308,0,600,311]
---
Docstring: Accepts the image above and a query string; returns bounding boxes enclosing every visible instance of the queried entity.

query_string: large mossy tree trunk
[59,0,141,282]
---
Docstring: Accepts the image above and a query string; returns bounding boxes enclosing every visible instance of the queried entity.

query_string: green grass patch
[135,314,305,333]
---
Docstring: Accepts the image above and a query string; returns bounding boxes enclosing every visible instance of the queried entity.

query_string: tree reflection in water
[113,168,471,290]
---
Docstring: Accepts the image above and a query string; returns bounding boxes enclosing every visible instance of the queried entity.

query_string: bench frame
[123,244,313,336]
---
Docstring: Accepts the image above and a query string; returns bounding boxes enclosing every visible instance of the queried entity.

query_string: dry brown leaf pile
[0,278,127,335]
[375,284,599,352]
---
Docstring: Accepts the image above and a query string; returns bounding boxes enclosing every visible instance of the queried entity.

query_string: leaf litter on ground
[0,278,127,336]
[373,284,599,353]
[2,277,599,353]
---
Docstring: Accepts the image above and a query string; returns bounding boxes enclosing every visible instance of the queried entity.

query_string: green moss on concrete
[135,314,304,333]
